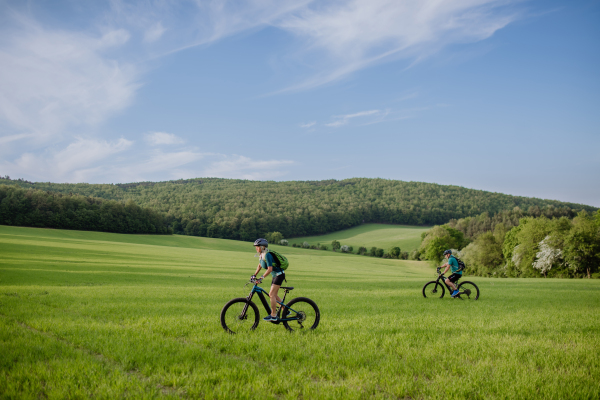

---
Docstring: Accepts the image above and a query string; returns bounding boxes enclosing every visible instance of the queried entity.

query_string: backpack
[268,249,289,271]
[453,256,466,272]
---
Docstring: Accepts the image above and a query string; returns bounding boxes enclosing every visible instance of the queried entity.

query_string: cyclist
[251,238,285,322]
[440,249,462,297]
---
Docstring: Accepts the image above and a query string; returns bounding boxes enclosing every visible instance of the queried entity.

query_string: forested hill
[1,177,595,240]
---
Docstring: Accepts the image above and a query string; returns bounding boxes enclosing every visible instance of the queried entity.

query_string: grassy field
[1,225,599,399]
[288,223,430,252]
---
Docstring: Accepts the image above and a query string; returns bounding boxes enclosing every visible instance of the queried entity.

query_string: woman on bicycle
[441,249,462,297]
[251,238,285,322]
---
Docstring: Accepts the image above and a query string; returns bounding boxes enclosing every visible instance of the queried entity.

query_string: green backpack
[268,249,289,271]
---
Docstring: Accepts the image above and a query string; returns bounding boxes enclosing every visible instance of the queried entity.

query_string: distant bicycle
[220,277,320,333]
[422,267,480,300]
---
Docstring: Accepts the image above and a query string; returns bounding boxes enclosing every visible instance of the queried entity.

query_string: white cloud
[144,132,185,145]
[326,109,383,127]
[0,138,132,182]
[274,0,519,90]
[300,121,316,128]
[203,155,294,180]
[0,18,138,141]
[144,22,166,43]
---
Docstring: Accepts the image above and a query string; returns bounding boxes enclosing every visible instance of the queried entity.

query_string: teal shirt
[260,252,284,277]
[448,256,462,275]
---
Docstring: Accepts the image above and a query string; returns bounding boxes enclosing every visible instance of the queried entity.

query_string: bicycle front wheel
[220,298,260,333]
[282,297,320,332]
[422,281,445,298]
[457,281,480,300]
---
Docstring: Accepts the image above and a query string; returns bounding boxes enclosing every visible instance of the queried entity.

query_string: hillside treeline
[0,185,170,234]
[0,177,595,240]
[418,210,600,279]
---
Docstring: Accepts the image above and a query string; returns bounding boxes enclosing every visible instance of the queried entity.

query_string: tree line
[0,185,170,234]
[1,177,594,241]
[417,209,600,278]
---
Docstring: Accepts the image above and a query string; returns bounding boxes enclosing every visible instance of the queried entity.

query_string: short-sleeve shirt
[448,256,462,275]
[260,252,284,277]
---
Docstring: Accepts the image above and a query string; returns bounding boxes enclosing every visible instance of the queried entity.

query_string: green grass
[288,223,430,252]
[1,225,599,399]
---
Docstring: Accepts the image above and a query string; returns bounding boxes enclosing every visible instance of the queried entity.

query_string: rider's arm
[261,267,273,280]
[253,265,262,277]
[440,262,450,274]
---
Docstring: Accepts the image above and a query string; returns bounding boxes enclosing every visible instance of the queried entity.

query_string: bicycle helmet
[253,238,268,247]
[443,249,452,256]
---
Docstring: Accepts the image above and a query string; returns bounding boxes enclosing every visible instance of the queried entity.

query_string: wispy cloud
[144,132,185,146]
[274,0,520,90]
[326,109,385,127]
[203,155,294,180]
[0,138,133,182]
[300,121,316,128]
[0,16,138,142]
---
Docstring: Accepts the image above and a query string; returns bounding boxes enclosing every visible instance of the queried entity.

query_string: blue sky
[0,0,598,206]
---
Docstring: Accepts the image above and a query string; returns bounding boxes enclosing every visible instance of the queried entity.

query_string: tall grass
[1,225,598,399]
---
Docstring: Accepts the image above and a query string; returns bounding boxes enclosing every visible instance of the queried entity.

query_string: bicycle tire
[220,298,260,334]
[422,281,445,298]
[281,297,320,332]
[457,281,480,300]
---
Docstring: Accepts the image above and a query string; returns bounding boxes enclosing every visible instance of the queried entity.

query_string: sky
[0,0,598,207]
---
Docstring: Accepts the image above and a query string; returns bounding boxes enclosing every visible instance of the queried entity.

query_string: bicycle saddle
[280,286,294,290]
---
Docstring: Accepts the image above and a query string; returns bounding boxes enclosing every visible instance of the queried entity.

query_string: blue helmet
[254,238,268,247]
[443,249,452,256]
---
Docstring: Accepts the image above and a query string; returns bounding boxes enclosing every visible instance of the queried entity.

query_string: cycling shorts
[272,273,286,286]
[448,273,462,283]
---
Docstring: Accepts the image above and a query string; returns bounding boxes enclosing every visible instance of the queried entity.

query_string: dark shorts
[448,273,462,283]
[272,273,286,286]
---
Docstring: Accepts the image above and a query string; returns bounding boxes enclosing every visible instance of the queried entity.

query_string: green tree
[564,212,600,278]
[389,247,401,259]
[419,225,468,263]
[331,240,341,252]
[460,232,503,277]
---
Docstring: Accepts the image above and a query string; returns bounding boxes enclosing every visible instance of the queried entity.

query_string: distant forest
[417,209,600,279]
[1,177,595,240]
[0,185,169,234]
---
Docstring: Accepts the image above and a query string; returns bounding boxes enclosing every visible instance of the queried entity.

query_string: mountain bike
[220,277,320,333]
[422,267,480,300]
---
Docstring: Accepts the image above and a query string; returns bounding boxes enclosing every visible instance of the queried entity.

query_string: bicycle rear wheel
[282,297,320,332]
[457,281,480,300]
[422,281,445,298]
[220,298,260,333]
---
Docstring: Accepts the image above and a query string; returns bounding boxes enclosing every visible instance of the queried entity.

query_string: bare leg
[269,284,282,317]
[445,278,457,292]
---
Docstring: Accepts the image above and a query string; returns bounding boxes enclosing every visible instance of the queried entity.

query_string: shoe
[451,290,460,297]
[263,315,277,322]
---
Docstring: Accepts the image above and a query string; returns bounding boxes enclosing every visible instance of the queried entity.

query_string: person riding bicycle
[251,238,285,322]
[440,249,462,297]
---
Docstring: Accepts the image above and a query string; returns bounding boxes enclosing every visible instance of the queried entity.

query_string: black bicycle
[422,267,480,300]
[220,277,320,333]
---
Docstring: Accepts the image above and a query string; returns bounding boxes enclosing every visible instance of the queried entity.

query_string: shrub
[331,240,341,252]
[279,239,288,246]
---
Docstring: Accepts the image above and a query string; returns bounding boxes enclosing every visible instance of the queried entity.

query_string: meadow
[288,223,430,252]
[1,225,599,399]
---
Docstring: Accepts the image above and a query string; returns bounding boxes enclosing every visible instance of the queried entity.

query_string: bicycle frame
[242,282,302,323]
[435,271,460,293]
